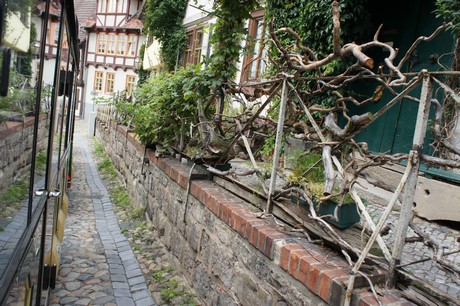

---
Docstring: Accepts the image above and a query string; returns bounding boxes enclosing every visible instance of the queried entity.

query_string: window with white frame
[116,34,126,55]
[105,73,115,94]
[94,71,104,92]
[125,75,136,96]
[97,34,107,54]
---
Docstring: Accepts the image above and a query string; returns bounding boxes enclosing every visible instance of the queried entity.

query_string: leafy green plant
[259,134,277,157]
[98,156,117,179]
[0,180,28,205]
[266,0,370,109]
[206,0,259,85]
[35,151,47,174]
[152,265,174,284]
[93,142,105,158]
[0,70,35,113]
[144,0,188,71]
[112,184,131,210]
[435,0,460,37]
[133,64,212,147]
[0,179,29,219]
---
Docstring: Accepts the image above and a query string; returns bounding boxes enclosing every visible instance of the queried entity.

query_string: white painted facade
[3,12,30,53]
[80,0,145,122]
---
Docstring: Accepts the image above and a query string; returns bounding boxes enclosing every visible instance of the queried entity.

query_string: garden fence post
[266,78,289,213]
[389,71,433,286]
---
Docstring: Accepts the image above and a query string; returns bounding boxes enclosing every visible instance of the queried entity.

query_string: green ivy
[137,43,149,85]
[435,0,460,37]
[144,0,188,71]
[206,0,259,86]
[133,65,212,146]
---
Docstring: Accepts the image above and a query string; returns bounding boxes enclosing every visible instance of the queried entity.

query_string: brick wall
[96,121,415,306]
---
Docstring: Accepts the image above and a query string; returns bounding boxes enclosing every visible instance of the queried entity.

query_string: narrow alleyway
[49,119,156,306]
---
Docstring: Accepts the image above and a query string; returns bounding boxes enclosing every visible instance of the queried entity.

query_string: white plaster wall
[143,39,161,70]
[4,13,30,52]
[183,0,213,27]
[88,33,97,53]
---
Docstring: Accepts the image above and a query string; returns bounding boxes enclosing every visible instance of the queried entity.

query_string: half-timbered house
[80,0,145,121]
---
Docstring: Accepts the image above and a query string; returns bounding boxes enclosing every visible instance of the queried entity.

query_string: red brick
[245,220,270,245]
[359,295,380,306]
[279,244,304,271]
[178,172,189,188]
[298,254,319,284]
[224,204,245,227]
[257,228,279,252]
[307,263,329,294]
[329,276,348,306]
[263,232,287,258]
[190,181,203,200]
[251,226,277,251]
[318,268,349,302]
[379,294,404,304]
[203,191,216,211]
[169,166,179,182]
[289,250,310,279]
[231,209,249,235]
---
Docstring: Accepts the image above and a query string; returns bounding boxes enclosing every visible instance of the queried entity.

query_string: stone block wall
[96,121,415,306]
[0,116,49,191]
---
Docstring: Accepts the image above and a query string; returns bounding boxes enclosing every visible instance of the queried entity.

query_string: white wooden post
[389,71,433,285]
[266,79,289,213]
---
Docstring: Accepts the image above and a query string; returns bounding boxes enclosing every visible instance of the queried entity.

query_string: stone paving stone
[114,288,132,297]
[116,297,136,306]
[49,119,156,306]
[128,275,146,287]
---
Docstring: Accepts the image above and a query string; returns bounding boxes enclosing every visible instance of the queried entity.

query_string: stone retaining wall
[96,121,415,306]
[0,116,49,191]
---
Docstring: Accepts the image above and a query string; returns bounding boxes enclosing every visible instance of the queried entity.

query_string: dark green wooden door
[353,0,455,155]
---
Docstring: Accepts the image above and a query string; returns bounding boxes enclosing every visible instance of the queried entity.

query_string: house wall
[142,38,161,70]
[3,13,30,52]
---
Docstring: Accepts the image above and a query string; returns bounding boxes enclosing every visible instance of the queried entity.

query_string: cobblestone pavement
[50,120,156,306]
[366,204,460,300]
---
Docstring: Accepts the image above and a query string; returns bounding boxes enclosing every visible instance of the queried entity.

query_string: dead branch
[397,23,453,71]
[324,112,373,139]
[432,99,460,156]
[322,145,335,195]
[421,154,460,168]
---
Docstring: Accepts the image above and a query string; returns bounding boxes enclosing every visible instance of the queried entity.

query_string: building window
[117,34,126,55]
[54,24,60,44]
[241,10,266,82]
[107,33,116,55]
[193,30,203,65]
[105,73,115,94]
[183,32,193,66]
[46,21,51,44]
[97,34,107,54]
[107,0,115,12]
[125,75,136,96]
[94,71,104,92]
[182,27,203,66]
[127,35,137,57]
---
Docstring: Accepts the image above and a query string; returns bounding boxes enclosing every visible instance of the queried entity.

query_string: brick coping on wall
[98,120,415,306]
[0,115,48,140]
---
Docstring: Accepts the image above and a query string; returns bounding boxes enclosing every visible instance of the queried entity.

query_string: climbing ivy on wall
[266,0,370,72]
[206,0,259,86]
[435,0,460,37]
[144,0,188,71]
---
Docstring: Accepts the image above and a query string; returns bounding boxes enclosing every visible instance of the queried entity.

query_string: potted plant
[287,150,360,229]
